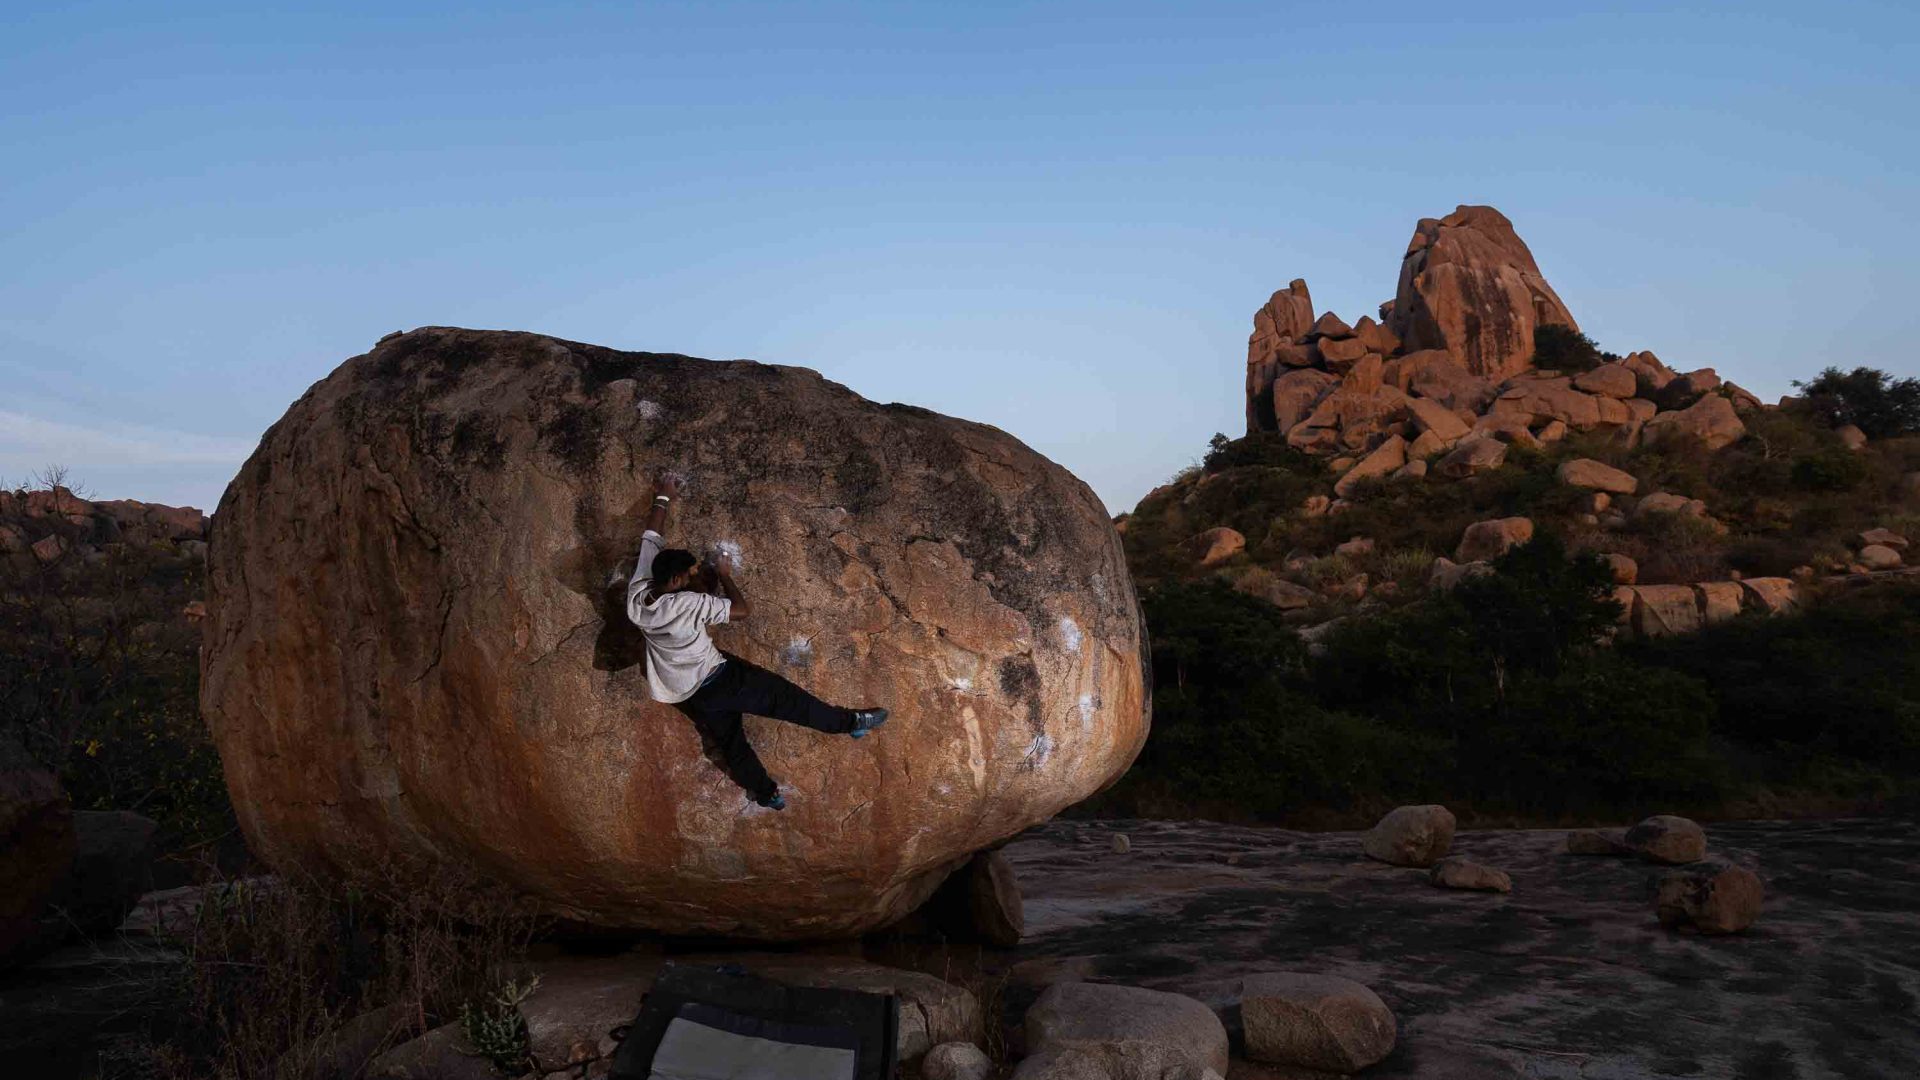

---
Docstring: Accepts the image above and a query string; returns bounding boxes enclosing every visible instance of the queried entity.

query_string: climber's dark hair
[650,548,698,593]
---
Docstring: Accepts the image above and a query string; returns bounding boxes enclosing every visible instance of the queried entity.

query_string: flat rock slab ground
[999,817,1920,1079]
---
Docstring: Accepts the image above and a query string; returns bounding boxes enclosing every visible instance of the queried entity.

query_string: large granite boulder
[1,735,74,965]
[202,328,1149,940]
[1387,205,1580,380]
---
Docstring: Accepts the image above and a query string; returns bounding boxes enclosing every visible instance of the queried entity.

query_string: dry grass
[122,861,545,1080]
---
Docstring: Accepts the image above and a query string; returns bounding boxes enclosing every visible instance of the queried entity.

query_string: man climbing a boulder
[626,473,888,810]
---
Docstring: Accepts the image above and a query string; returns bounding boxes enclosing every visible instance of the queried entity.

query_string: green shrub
[1791,445,1870,492]
[1529,324,1618,373]
[1794,366,1920,439]
[1204,431,1323,475]
[1630,580,1920,775]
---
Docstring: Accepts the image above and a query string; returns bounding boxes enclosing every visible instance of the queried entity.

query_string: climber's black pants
[676,653,856,801]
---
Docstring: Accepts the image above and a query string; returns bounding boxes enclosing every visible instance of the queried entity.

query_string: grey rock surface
[1000,817,1920,1078]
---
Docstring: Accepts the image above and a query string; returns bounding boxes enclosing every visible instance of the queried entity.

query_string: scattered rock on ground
[1025,981,1230,1075]
[1625,815,1707,865]
[1111,833,1132,855]
[1572,363,1637,399]
[1655,858,1764,935]
[924,1041,994,1080]
[1836,424,1867,450]
[1641,394,1747,451]
[1455,517,1533,563]
[1191,527,1246,568]
[1600,553,1638,585]
[1239,971,1398,1072]
[1739,577,1798,615]
[1859,528,1910,550]
[1859,544,1904,570]
[1428,557,1491,592]
[1429,856,1512,893]
[1556,458,1638,495]
[1363,805,1456,868]
[1628,584,1702,638]
[1433,436,1507,478]
[1695,581,1744,625]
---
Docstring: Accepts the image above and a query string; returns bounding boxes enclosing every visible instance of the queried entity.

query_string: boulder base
[202,328,1149,940]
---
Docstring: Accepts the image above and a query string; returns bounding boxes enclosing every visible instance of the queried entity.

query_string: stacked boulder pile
[1246,206,1763,480]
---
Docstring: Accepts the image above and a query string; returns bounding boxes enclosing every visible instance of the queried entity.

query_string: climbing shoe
[757,791,786,811]
[848,708,890,738]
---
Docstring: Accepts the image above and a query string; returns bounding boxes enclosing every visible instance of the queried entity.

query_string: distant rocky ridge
[0,486,208,567]
[1244,205,1762,472]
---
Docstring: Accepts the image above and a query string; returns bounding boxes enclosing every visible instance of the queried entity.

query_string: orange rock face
[1389,205,1580,380]
[202,328,1148,940]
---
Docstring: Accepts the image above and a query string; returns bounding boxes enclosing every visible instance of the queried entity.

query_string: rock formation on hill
[1388,205,1580,379]
[0,487,207,567]
[201,328,1148,940]
[1244,205,1755,474]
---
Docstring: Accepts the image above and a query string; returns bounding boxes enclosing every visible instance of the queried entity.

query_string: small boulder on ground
[1572,363,1638,399]
[1859,544,1904,571]
[1189,527,1246,568]
[1334,536,1376,558]
[1636,491,1708,519]
[1739,577,1798,615]
[1429,856,1512,893]
[1836,424,1867,450]
[1625,815,1707,865]
[1600,553,1638,585]
[1628,584,1702,638]
[1695,581,1744,625]
[924,1042,994,1080]
[1239,972,1398,1073]
[1455,517,1533,563]
[1642,393,1746,451]
[1655,858,1764,935]
[1566,828,1633,856]
[924,849,1024,947]
[1436,849,1505,891]
[1556,458,1638,495]
[1434,435,1508,478]
[1025,982,1230,1075]
[1428,557,1491,592]
[1362,804,1456,868]
[1860,528,1910,550]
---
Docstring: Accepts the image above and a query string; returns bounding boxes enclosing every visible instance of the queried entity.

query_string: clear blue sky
[4,1,1916,513]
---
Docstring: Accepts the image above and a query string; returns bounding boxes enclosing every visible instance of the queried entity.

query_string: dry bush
[129,861,545,1080]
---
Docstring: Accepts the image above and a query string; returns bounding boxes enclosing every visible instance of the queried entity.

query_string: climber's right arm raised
[714,558,752,620]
